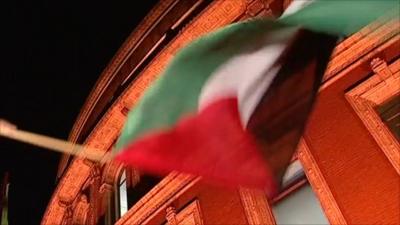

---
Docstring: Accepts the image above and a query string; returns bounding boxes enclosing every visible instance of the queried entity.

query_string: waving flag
[114,0,398,195]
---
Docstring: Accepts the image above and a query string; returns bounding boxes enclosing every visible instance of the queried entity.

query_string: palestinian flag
[115,0,398,196]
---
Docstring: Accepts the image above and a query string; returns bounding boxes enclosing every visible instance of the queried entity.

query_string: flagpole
[0,120,113,163]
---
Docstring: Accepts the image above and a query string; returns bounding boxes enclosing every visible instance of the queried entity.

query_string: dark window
[117,170,162,218]
[102,169,162,224]
[376,94,400,141]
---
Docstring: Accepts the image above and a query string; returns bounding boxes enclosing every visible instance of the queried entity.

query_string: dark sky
[0,0,158,224]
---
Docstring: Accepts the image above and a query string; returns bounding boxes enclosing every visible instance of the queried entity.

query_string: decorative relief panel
[72,195,90,225]
[175,200,204,225]
[165,200,204,225]
[61,207,73,225]
[58,159,92,205]
[346,58,400,174]
[165,206,178,225]
[246,0,264,17]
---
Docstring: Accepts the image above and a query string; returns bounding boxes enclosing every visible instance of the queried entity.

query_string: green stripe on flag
[116,0,398,150]
[116,21,288,150]
[280,0,399,36]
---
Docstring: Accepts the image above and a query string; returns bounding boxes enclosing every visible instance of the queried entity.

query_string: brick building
[40,1,399,224]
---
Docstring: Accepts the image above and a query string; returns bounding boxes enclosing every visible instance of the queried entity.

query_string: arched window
[101,168,163,224]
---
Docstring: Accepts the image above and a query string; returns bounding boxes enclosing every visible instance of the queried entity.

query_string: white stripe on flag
[198,27,298,127]
[280,0,315,18]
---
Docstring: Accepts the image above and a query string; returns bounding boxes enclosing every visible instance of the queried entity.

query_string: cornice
[57,0,179,178]
[324,18,399,82]
[68,0,178,144]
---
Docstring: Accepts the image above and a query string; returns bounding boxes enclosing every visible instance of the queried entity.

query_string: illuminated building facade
[41,1,399,224]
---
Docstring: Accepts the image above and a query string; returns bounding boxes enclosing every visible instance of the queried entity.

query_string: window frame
[346,58,400,174]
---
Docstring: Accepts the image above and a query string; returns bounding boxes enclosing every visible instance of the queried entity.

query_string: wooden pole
[0,120,113,163]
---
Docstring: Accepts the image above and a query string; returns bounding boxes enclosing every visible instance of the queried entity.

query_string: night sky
[0,0,158,224]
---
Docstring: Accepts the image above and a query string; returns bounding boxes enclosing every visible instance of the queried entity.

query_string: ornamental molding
[57,0,178,178]
[297,139,347,225]
[165,200,204,225]
[116,173,198,225]
[66,0,177,144]
[239,188,276,225]
[165,206,178,225]
[175,200,204,225]
[323,18,400,85]
[102,160,124,186]
[71,195,90,225]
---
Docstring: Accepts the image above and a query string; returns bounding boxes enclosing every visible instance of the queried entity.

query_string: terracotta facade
[42,0,400,224]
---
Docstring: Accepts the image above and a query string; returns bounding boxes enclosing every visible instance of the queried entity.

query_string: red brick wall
[174,183,249,225]
[304,64,400,224]
[144,182,249,225]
